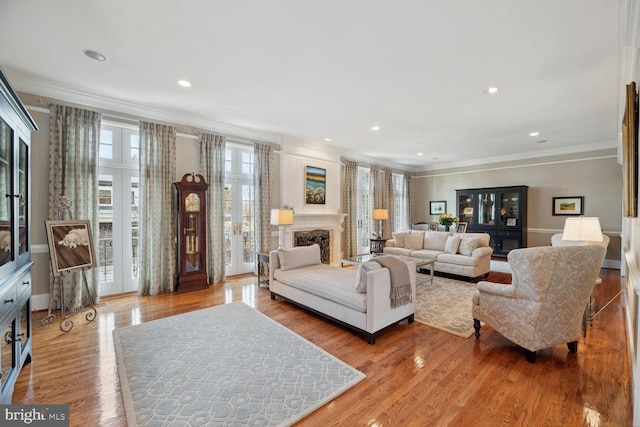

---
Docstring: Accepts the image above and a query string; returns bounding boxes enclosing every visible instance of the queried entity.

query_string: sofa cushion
[458,237,482,256]
[392,232,408,248]
[277,244,321,271]
[424,231,451,251]
[406,233,424,250]
[356,260,383,292]
[274,264,367,312]
[408,249,443,260]
[383,247,414,256]
[444,235,461,254]
[437,252,481,266]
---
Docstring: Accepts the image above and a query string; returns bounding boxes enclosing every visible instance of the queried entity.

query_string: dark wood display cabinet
[0,69,37,403]
[174,173,209,292]
[456,185,528,256]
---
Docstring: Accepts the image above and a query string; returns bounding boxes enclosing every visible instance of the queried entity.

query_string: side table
[257,252,270,288]
[370,238,388,254]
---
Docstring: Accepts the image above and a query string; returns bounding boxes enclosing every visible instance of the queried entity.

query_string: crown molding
[5,69,282,144]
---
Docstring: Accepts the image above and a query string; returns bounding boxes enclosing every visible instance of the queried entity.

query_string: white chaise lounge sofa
[269,244,416,344]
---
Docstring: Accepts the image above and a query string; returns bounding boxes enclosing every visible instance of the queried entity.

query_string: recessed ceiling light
[178,80,192,88]
[536,140,548,144]
[431,156,439,160]
[83,49,108,62]
[529,131,540,137]
[483,87,499,95]
[324,138,333,142]
[417,152,424,156]
[371,126,381,131]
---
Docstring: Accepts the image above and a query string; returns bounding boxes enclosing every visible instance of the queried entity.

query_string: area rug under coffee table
[113,302,365,426]
[414,275,479,338]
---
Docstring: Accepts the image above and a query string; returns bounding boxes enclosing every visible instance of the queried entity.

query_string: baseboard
[31,293,50,311]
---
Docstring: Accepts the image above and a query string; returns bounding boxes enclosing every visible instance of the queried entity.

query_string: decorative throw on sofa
[374,255,413,308]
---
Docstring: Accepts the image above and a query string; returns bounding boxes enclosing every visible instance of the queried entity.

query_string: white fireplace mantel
[284,213,348,263]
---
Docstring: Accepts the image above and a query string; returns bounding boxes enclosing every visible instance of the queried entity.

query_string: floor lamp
[372,208,388,239]
[271,208,294,249]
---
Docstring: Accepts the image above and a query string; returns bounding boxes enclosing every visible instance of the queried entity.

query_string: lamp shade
[270,208,294,226]
[372,209,388,220]
[562,217,603,242]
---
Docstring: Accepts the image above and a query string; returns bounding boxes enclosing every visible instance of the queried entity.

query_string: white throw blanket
[374,256,413,308]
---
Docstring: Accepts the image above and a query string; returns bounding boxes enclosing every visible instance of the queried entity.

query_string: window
[392,173,408,231]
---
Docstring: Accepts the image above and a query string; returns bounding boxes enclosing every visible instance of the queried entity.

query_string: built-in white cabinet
[0,69,37,403]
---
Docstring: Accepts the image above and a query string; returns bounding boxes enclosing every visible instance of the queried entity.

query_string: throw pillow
[405,233,424,250]
[444,235,461,254]
[458,237,482,256]
[392,232,408,248]
[424,231,451,251]
[278,244,322,271]
[356,260,383,292]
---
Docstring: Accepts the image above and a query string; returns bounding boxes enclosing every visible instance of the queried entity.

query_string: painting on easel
[45,220,97,276]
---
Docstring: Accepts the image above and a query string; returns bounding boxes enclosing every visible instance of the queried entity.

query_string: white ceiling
[0,1,620,170]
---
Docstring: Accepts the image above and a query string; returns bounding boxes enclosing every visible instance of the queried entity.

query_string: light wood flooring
[13,268,632,426]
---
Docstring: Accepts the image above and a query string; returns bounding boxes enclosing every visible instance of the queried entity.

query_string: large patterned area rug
[113,302,365,427]
[415,274,479,338]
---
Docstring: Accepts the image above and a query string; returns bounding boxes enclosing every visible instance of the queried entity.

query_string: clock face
[185,193,200,212]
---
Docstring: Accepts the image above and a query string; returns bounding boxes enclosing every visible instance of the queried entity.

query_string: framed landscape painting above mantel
[552,196,584,216]
[305,165,326,205]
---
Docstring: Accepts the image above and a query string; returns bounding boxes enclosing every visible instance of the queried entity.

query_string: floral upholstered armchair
[471,245,606,363]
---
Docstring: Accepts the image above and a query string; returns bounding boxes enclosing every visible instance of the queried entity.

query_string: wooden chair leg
[567,341,578,353]
[473,319,481,339]
[525,349,537,363]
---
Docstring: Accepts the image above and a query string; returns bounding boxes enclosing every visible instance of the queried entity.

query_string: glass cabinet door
[457,193,475,225]
[500,191,520,227]
[18,139,28,255]
[0,320,14,395]
[0,119,12,266]
[477,193,496,225]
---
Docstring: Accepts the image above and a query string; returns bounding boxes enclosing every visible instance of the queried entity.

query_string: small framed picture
[428,222,438,231]
[506,218,517,226]
[552,196,584,216]
[456,222,468,233]
[463,207,474,216]
[45,220,98,276]
[430,201,446,215]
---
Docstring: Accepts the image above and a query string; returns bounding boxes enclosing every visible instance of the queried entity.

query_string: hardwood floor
[13,268,632,426]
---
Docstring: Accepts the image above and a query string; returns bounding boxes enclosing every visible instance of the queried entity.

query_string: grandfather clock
[174,173,209,292]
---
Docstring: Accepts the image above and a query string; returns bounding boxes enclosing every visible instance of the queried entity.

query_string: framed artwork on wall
[430,201,446,215]
[45,220,97,276]
[305,165,326,205]
[552,196,584,216]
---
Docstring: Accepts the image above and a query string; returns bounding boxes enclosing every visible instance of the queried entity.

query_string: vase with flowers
[437,213,459,231]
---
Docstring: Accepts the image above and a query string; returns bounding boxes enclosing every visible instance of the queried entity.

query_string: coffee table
[339,254,435,284]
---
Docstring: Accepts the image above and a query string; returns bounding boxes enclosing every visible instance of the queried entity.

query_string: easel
[41,196,97,332]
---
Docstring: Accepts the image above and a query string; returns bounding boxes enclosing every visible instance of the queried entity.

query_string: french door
[97,169,139,295]
[356,166,372,254]
[224,178,255,276]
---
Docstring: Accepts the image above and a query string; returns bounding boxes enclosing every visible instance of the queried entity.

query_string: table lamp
[561,217,603,243]
[271,208,294,249]
[372,208,388,239]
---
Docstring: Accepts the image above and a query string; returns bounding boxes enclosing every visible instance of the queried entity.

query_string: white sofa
[269,244,416,344]
[383,230,493,279]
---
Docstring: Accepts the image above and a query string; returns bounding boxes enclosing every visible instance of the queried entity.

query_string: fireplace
[294,229,330,264]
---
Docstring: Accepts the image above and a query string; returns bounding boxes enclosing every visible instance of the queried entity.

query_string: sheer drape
[254,143,273,253]
[342,160,358,257]
[138,122,176,295]
[200,133,226,285]
[48,105,101,308]
[382,167,394,237]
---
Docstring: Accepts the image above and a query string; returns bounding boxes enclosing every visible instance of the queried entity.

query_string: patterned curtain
[403,171,412,229]
[48,105,101,309]
[254,143,273,253]
[138,122,176,295]
[342,160,358,257]
[200,133,226,285]
[382,167,394,237]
